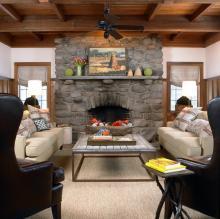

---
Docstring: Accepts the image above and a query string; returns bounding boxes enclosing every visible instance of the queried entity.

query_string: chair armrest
[21,161,54,205]
[166,121,174,127]
[14,135,26,159]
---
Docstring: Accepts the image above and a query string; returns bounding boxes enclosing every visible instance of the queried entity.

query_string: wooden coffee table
[72,133,157,182]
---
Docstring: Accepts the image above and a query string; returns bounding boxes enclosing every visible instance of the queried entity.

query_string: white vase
[134,67,142,76]
[127,69,133,77]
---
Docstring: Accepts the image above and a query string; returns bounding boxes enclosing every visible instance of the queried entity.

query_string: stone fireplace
[88,106,129,123]
[55,36,163,142]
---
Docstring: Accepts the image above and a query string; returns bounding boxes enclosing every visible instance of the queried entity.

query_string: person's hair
[176,96,192,107]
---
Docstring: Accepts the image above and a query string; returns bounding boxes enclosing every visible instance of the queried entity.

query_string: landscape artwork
[89,48,127,75]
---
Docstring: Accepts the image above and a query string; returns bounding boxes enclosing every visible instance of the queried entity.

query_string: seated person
[24,95,40,110]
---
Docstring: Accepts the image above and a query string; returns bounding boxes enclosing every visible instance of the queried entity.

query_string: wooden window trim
[166,62,206,122]
[14,62,52,118]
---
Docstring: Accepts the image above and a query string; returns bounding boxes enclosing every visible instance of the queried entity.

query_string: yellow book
[148,157,181,170]
[145,157,186,173]
[145,162,186,173]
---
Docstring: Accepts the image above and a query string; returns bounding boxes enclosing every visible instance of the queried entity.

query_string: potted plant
[73,56,87,76]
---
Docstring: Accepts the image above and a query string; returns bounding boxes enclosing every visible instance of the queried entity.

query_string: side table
[143,165,194,219]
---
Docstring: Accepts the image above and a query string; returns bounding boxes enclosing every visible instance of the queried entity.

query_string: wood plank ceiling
[0,0,220,47]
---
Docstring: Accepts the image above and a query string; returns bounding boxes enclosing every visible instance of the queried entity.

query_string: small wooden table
[72,133,157,182]
[144,165,194,219]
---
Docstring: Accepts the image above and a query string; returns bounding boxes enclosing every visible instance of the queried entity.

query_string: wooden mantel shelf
[57,76,161,80]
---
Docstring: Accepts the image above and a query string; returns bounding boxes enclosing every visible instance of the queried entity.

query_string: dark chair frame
[165,97,220,219]
[0,94,63,219]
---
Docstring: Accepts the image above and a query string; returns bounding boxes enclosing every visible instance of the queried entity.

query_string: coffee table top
[72,133,156,154]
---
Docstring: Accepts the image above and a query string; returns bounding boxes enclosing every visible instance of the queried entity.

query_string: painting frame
[88,48,127,76]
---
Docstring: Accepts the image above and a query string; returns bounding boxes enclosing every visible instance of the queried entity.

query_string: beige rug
[29,150,213,219]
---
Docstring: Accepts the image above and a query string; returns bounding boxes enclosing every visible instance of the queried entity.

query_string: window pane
[18,84,48,109]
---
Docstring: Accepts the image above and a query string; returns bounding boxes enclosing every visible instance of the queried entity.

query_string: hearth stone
[55,36,163,143]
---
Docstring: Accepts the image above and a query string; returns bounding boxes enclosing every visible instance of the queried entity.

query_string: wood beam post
[204,32,220,46]
[0,33,12,46]
[31,32,43,41]
[169,32,182,41]
[50,3,66,21]
[0,15,220,33]
[146,4,161,21]
[189,4,212,21]
[0,4,22,22]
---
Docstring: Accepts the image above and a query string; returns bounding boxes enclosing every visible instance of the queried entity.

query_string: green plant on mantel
[73,56,87,76]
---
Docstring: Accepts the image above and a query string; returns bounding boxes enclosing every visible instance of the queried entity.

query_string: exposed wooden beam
[0,4,22,22]
[169,32,182,41]
[0,15,220,33]
[50,3,66,21]
[189,4,212,22]
[0,0,218,3]
[0,32,12,46]
[204,32,220,46]
[146,4,161,21]
[30,32,43,41]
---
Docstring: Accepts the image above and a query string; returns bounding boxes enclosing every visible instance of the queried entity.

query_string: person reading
[24,95,40,110]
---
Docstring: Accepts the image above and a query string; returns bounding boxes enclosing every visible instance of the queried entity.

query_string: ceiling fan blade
[108,29,123,40]
[113,25,144,31]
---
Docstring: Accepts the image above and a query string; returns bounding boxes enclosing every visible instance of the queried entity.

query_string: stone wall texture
[55,36,163,142]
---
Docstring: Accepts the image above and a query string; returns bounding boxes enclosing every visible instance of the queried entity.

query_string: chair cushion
[158,127,196,139]
[26,136,56,157]
[32,128,64,149]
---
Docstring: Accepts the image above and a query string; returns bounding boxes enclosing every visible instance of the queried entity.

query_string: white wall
[162,47,206,78]
[205,41,220,79]
[0,42,11,78]
[11,48,55,78]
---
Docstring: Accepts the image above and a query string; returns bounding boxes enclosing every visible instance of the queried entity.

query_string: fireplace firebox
[88,106,129,123]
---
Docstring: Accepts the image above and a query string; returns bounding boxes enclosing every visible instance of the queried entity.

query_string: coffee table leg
[72,153,75,181]
[72,154,85,182]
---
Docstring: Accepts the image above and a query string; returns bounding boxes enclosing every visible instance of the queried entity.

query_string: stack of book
[145,157,186,173]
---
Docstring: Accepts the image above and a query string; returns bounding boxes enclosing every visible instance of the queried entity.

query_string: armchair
[0,94,64,219]
[165,97,220,218]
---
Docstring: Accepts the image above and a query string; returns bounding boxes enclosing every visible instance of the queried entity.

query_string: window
[166,62,205,122]
[170,84,198,111]
[15,63,51,111]
[18,85,48,109]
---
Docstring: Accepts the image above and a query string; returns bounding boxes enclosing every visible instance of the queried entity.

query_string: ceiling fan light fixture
[104,31,109,39]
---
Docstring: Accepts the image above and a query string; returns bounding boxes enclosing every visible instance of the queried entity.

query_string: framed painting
[89,48,127,75]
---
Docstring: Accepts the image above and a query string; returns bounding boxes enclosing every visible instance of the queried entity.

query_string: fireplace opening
[88,106,129,123]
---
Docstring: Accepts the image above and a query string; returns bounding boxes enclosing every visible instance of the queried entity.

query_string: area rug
[29,151,213,219]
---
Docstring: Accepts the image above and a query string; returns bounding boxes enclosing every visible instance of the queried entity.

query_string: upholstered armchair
[165,97,220,218]
[0,94,64,219]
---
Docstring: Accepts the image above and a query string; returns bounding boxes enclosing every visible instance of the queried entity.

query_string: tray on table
[87,134,136,146]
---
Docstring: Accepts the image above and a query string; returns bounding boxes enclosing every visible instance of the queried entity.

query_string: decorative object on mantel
[144,67,153,76]
[127,69,133,77]
[64,68,74,76]
[134,66,142,76]
[89,48,127,76]
[73,56,87,76]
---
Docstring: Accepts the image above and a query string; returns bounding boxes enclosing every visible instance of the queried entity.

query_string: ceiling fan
[97,1,144,40]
